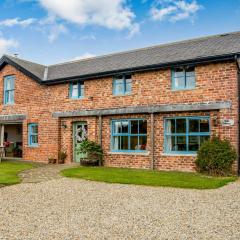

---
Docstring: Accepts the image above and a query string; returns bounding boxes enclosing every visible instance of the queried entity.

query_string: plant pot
[80,158,99,166]
[58,159,65,164]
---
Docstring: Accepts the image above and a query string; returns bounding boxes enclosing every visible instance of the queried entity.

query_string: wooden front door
[73,122,88,163]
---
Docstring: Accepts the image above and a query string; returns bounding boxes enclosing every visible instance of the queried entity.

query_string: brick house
[0,31,239,173]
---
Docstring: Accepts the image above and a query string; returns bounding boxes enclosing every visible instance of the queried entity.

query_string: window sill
[28,145,39,148]
[161,153,197,157]
[69,97,84,100]
[171,87,196,92]
[108,151,149,156]
[112,94,132,97]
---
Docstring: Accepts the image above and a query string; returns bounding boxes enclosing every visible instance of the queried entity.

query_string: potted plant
[58,151,67,164]
[48,157,57,164]
[77,140,103,166]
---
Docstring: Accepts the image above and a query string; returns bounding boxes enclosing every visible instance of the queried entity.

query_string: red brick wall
[0,61,238,172]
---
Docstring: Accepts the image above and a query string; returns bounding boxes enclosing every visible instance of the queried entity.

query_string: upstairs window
[28,123,38,147]
[70,82,84,99]
[113,75,132,95]
[4,75,15,105]
[164,117,210,154]
[172,67,195,90]
[111,119,147,152]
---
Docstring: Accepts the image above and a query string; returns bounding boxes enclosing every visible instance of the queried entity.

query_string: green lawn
[61,167,237,189]
[0,161,34,186]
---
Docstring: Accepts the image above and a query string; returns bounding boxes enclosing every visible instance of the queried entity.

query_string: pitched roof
[1,31,240,84]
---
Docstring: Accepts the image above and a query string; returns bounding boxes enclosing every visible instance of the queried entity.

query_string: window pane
[31,125,38,134]
[121,121,129,133]
[189,136,199,151]
[80,83,84,97]
[114,83,124,95]
[200,136,210,145]
[189,119,199,133]
[186,76,195,88]
[139,120,147,134]
[121,136,128,150]
[165,136,176,152]
[176,136,187,151]
[200,119,210,132]
[31,135,38,144]
[113,121,121,134]
[173,69,184,78]
[125,79,132,94]
[165,119,175,133]
[112,136,120,150]
[176,119,186,133]
[139,136,147,150]
[72,83,78,98]
[174,77,185,89]
[130,136,138,150]
[131,120,138,134]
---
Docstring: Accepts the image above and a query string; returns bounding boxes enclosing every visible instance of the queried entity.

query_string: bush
[77,140,103,163]
[196,136,236,176]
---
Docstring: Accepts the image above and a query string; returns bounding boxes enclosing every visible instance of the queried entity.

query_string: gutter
[235,55,240,176]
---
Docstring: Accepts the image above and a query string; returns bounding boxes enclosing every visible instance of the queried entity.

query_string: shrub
[196,136,236,176]
[77,140,103,161]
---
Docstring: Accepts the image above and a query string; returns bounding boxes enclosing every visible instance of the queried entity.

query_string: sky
[0,0,240,65]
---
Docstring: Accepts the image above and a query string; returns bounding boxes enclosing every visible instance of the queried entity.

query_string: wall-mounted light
[61,122,67,129]
[88,96,93,101]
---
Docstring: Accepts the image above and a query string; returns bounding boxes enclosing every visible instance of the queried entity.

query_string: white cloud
[72,52,96,60]
[0,38,18,56]
[0,18,36,27]
[39,16,68,43]
[39,0,139,35]
[151,0,202,22]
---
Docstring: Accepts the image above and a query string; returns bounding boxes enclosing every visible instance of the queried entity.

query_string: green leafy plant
[58,151,67,164]
[77,140,103,164]
[196,136,237,176]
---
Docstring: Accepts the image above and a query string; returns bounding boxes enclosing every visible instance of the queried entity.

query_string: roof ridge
[48,31,240,67]
[4,54,46,67]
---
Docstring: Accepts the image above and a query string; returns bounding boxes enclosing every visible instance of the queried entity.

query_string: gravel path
[0,178,240,240]
[19,163,78,183]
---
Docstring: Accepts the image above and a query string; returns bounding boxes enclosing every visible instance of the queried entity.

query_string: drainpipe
[150,113,155,170]
[235,55,240,176]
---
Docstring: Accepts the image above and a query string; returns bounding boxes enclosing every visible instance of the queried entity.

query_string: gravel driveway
[0,178,240,240]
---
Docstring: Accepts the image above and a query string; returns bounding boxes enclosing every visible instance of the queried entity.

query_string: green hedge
[196,136,236,176]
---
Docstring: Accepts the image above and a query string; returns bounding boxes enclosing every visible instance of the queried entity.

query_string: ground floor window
[164,117,210,154]
[111,119,147,152]
[28,123,38,147]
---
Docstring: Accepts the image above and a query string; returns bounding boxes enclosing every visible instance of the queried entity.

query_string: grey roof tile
[2,31,240,82]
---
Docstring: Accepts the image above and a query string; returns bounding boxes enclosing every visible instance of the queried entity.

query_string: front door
[73,122,88,163]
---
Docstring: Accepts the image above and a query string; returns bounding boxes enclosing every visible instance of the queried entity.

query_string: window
[111,119,147,152]
[113,75,132,95]
[28,123,38,147]
[4,75,15,105]
[70,82,84,99]
[164,117,210,154]
[172,67,195,90]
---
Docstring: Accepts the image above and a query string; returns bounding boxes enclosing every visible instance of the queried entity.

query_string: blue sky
[0,0,240,64]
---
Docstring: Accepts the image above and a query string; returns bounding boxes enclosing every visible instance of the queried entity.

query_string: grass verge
[61,167,237,189]
[0,161,34,186]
